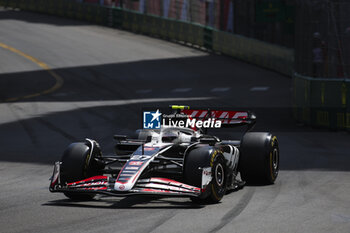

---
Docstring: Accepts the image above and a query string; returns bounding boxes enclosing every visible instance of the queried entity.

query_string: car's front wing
[49,162,202,197]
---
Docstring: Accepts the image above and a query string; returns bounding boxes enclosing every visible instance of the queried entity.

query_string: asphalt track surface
[0,8,350,233]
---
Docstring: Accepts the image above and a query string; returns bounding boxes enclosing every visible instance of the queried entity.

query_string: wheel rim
[272,148,279,171]
[215,163,224,187]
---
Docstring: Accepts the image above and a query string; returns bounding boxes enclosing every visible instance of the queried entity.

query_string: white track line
[250,86,270,91]
[0,97,215,125]
[171,88,192,92]
[210,87,231,92]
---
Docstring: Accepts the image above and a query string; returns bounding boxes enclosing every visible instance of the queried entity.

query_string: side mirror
[146,136,152,143]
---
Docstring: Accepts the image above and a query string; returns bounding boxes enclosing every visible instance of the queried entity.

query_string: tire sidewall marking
[269,136,278,181]
[210,153,226,201]
[84,149,91,177]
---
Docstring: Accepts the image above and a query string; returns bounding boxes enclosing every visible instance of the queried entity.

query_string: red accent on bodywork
[144,147,156,151]
[67,176,108,186]
[82,186,108,191]
[131,163,148,183]
[50,178,58,188]
[141,188,174,193]
[115,163,128,183]
[129,161,143,166]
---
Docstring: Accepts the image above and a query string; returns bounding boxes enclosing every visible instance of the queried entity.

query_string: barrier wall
[1,0,348,130]
[212,30,293,76]
[293,73,350,130]
[0,0,293,77]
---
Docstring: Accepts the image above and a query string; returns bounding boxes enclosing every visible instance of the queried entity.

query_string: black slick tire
[184,146,227,203]
[60,142,101,201]
[239,132,279,185]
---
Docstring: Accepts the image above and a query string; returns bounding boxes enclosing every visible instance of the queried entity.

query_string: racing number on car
[129,161,143,166]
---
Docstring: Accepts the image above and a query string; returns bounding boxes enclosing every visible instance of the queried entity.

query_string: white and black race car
[49,106,279,203]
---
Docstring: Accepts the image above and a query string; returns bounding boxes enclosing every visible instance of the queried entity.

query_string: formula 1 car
[49,106,279,203]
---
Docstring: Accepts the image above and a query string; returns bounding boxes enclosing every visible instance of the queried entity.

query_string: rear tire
[239,132,279,185]
[60,142,102,201]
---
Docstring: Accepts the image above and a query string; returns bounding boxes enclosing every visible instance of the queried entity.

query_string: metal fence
[0,0,293,76]
[68,0,350,80]
[78,0,296,48]
[295,0,350,79]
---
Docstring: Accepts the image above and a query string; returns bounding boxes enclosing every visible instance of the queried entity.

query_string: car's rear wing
[170,105,256,131]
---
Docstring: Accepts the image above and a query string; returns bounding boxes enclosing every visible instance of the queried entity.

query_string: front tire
[60,142,102,200]
[208,154,227,202]
[239,132,279,185]
[184,146,227,203]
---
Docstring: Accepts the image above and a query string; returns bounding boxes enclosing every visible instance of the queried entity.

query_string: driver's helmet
[161,128,193,143]
[161,130,178,143]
